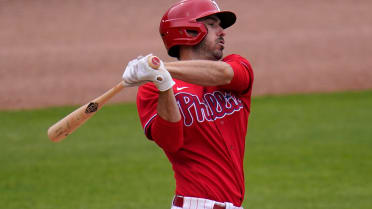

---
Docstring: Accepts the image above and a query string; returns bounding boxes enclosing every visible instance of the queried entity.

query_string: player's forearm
[157,88,181,122]
[165,60,234,86]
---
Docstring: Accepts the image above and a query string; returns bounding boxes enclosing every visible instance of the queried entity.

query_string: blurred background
[1,1,372,209]
[1,0,371,109]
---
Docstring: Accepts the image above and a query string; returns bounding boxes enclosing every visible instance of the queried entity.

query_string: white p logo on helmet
[211,0,221,11]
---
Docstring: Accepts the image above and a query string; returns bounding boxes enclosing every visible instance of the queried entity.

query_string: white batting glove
[122,54,175,91]
[122,56,148,87]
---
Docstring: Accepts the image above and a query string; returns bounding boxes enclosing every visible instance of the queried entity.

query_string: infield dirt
[1,0,371,109]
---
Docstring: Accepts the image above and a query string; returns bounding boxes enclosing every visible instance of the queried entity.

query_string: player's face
[193,16,226,60]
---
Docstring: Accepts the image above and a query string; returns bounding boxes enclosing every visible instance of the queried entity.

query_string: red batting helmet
[160,0,236,57]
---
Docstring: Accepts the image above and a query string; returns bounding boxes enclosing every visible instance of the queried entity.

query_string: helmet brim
[198,11,236,29]
[216,11,236,29]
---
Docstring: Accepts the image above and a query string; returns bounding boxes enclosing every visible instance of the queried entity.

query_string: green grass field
[1,91,371,209]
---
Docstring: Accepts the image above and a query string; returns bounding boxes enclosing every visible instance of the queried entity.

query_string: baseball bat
[47,55,161,142]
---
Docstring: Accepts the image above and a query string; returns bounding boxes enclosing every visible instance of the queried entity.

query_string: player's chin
[213,50,223,60]
[217,45,225,55]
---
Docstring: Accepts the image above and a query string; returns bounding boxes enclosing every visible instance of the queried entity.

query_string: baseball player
[122,0,254,208]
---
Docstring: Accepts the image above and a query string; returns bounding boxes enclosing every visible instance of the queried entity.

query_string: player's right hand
[122,54,175,91]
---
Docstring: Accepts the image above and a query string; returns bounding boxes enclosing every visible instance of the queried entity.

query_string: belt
[173,196,226,209]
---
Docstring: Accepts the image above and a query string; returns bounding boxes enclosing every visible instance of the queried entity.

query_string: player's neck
[179,46,207,61]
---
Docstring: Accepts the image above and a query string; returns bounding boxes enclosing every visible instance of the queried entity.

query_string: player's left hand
[122,54,175,91]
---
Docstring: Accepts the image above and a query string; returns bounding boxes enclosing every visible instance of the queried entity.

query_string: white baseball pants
[170,195,243,209]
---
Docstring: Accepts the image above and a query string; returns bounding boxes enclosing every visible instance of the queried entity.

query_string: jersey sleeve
[136,83,159,138]
[136,83,184,153]
[219,54,254,95]
[150,114,184,153]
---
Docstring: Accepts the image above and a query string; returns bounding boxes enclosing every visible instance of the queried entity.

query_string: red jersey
[136,54,254,206]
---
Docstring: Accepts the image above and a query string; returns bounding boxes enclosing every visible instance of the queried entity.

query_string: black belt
[173,196,226,209]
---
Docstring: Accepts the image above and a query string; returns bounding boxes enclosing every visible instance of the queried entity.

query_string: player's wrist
[154,69,175,91]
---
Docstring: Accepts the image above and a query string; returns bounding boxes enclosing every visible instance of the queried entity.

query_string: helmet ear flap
[162,21,208,57]
[186,21,208,37]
